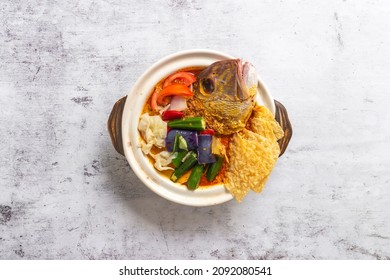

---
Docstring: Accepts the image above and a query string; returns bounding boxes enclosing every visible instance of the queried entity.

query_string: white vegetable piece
[169,95,187,111]
[151,151,174,171]
[138,113,167,152]
[138,113,173,170]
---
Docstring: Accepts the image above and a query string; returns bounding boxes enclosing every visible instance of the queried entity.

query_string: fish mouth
[236,59,258,100]
[235,59,244,86]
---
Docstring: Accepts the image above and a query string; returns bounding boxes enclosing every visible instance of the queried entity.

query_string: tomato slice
[163,72,196,88]
[156,84,193,105]
[151,88,160,111]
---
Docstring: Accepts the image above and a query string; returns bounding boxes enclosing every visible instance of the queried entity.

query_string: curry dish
[138,59,283,202]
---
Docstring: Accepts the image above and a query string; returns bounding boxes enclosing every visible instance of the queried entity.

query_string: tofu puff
[224,106,284,202]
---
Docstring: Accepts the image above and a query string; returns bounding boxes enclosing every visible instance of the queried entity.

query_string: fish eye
[202,78,214,94]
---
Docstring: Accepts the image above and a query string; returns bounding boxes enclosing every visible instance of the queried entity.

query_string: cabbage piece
[138,113,167,153]
[151,151,174,171]
[138,113,173,171]
[139,141,153,155]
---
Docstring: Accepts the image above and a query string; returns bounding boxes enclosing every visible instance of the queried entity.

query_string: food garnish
[156,84,193,106]
[187,164,204,190]
[197,135,216,164]
[165,129,198,152]
[163,71,196,88]
[138,113,167,154]
[167,117,206,131]
[199,129,215,135]
[170,151,197,182]
[169,96,188,111]
[161,110,184,121]
[211,136,226,159]
[151,71,196,112]
[172,150,188,167]
[206,156,224,182]
[224,106,283,201]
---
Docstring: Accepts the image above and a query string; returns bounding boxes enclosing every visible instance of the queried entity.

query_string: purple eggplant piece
[197,135,216,164]
[165,129,198,152]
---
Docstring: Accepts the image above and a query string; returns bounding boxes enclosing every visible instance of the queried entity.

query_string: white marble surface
[1,0,389,259]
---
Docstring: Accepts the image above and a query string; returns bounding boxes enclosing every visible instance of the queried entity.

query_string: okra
[170,151,197,182]
[206,156,224,182]
[187,164,204,190]
[172,133,188,153]
[172,150,188,167]
[178,135,188,150]
[172,132,179,152]
[167,117,206,131]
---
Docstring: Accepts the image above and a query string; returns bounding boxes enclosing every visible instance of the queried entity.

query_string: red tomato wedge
[151,88,160,111]
[156,84,193,106]
[163,72,196,88]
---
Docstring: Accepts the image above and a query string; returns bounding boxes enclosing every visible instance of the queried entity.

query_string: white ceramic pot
[117,49,276,206]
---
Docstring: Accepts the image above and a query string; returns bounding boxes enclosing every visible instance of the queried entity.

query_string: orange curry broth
[141,67,230,188]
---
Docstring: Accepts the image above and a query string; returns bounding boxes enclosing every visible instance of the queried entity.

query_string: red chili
[161,110,184,121]
[199,129,215,135]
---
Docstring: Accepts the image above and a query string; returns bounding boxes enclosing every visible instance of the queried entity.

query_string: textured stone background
[1,0,389,259]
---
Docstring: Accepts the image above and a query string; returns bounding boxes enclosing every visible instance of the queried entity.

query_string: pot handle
[107,96,127,156]
[107,97,292,157]
[274,100,292,157]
